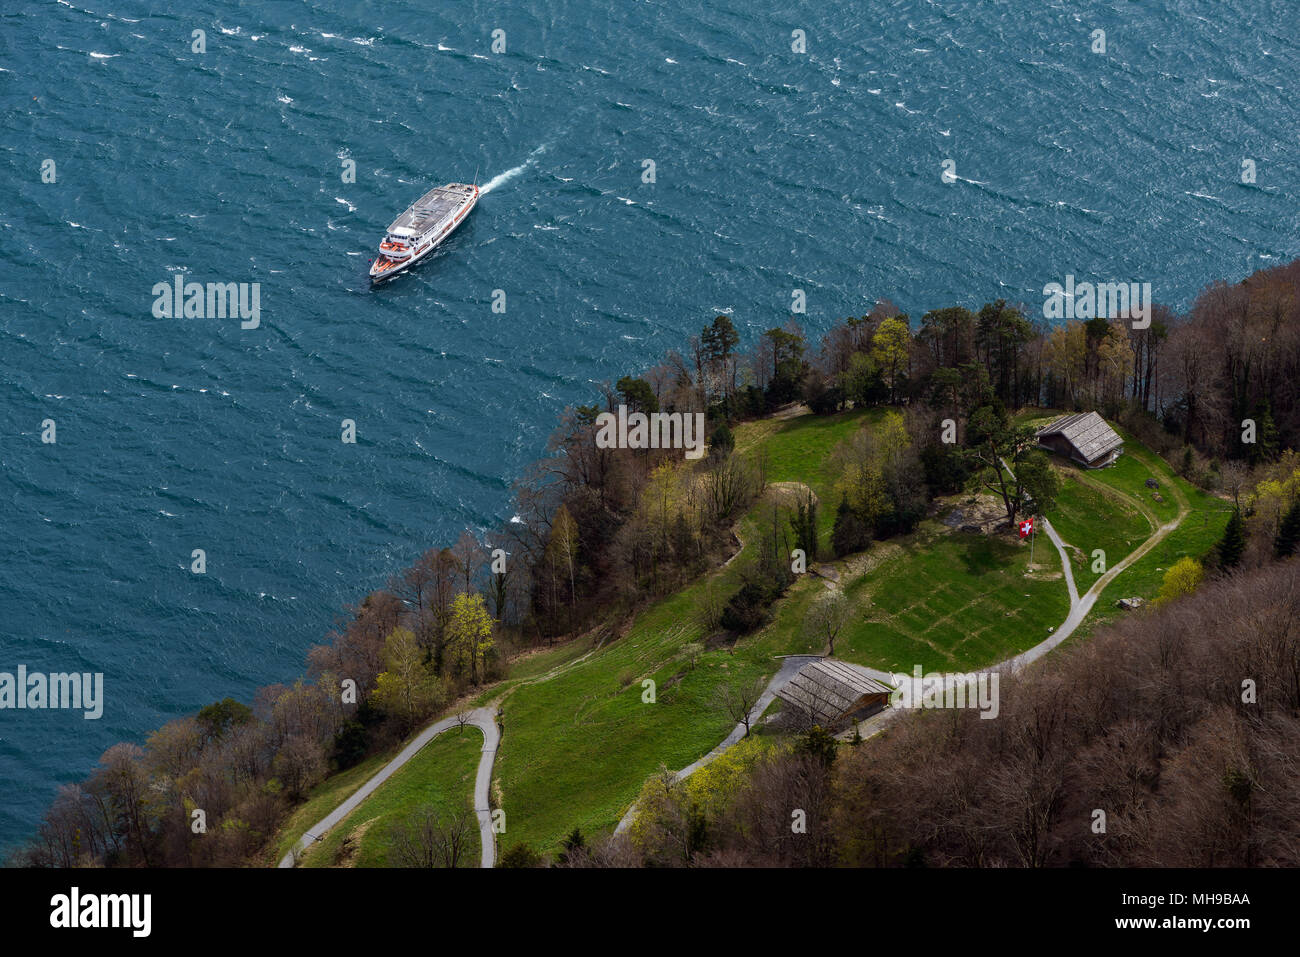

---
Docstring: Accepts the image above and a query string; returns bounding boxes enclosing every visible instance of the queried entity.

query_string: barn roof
[775,659,894,726]
[1035,411,1123,463]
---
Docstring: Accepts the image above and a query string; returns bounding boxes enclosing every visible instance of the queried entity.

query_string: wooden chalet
[775,659,894,731]
[1034,411,1123,468]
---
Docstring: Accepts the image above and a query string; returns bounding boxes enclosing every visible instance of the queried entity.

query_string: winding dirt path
[278,706,500,869]
[993,456,1187,672]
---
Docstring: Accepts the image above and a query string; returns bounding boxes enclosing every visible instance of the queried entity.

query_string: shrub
[808,385,845,416]
[709,422,735,459]
[919,443,968,496]
[1156,556,1203,605]
[1275,500,1300,558]
[498,842,544,868]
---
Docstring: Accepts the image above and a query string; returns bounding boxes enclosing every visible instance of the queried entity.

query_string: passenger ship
[369,182,479,284]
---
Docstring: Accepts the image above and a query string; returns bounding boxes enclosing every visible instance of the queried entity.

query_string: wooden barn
[1035,411,1123,468]
[775,659,894,731]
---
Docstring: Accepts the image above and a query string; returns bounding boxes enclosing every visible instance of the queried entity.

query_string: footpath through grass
[1047,469,1152,591]
[1067,484,1232,642]
[495,410,1186,853]
[297,727,481,868]
[268,746,398,865]
[493,540,783,855]
[1043,430,1205,591]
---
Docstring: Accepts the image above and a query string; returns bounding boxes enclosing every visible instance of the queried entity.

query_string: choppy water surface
[0,0,1295,850]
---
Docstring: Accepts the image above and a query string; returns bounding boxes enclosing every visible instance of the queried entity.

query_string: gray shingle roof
[1035,411,1123,463]
[775,659,894,726]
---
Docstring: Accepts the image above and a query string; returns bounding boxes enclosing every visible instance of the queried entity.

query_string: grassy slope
[285,408,1230,863]
[267,746,400,866]
[737,406,883,534]
[297,727,481,868]
[838,529,1071,673]
[495,408,876,855]
[494,413,1229,857]
[1047,469,1152,590]
[497,406,1066,852]
[1030,420,1231,644]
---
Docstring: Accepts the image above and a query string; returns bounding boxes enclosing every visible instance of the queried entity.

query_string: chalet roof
[775,659,894,726]
[1035,411,1123,463]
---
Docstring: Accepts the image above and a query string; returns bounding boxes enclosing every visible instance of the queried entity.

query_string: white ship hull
[370,183,479,284]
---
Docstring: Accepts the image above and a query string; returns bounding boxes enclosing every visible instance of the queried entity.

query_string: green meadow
[295,408,1230,862]
[297,727,481,868]
[835,530,1072,673]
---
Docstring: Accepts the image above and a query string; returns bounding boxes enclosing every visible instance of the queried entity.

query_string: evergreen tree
[831,496,870,557]
[709,421,734,459]
[1275,499,1300,559]
[1217,508,1246,568]
[561,827,586,863]
[1247,400,1280,466]
[701,314,740,400]
[498,843,543,868]
[790,491,819,563]
[797,725,838,768]
[615,375,658,414]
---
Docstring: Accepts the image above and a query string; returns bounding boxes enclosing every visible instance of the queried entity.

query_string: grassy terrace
[297,727,481,868]
[841,529,1070,673]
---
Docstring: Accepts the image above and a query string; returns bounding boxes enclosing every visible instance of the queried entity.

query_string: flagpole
[1029,514,1036,569]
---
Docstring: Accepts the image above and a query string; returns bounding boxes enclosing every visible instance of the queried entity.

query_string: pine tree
[561,827,586,863]
[1275,499,1300,559]
[789,491,818,563]
[1217,508,1246,568]
[709,421,734,459]
[1247,400,1280,466]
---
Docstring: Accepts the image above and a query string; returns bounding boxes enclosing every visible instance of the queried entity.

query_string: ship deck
[388,186,471,235]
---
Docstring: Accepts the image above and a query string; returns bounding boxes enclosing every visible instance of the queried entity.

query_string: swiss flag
[1019,517,1034,538]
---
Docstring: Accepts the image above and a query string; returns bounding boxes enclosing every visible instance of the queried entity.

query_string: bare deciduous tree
[715,674,770,737]
[389,805,474,869]
[807,591,850,655]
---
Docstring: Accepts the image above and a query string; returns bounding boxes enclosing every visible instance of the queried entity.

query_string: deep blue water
[0,0,1296,852]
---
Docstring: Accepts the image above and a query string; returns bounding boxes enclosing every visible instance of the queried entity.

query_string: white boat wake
[480,143,547,194]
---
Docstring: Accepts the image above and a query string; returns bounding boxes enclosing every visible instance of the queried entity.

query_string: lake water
[0,0,1295,852]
